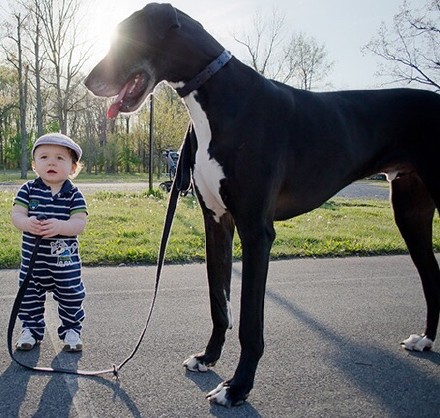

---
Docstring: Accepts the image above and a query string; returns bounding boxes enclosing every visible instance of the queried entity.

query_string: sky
[84,0,424,90]
[2,0,429,90]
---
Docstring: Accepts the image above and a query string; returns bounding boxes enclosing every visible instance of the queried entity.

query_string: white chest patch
[385,171,399,182]
[181,92,227,223]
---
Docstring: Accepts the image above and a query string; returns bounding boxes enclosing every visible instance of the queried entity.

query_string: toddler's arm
[38,213,87,238]
[12,205,87,238]
[12,205,43,235]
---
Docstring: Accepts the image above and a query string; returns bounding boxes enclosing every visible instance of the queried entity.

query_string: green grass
[1,188,439,269]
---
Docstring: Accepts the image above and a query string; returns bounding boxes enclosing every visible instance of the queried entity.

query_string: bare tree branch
[363,0,439,91]
[233,8,333,90]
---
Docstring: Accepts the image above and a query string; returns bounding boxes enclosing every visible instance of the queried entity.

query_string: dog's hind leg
[391,173,440,351]
[183,211,235,372]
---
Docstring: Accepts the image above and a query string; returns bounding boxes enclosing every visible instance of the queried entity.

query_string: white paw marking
[206,382,231,407]
[226,296,233,329]
[182,355,209,372]
[401,334,433,351]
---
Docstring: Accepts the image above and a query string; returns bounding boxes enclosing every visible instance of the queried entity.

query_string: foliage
[0,66,20,170]
[0,1,189,177]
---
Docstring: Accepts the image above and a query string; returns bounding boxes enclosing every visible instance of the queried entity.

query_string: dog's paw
[401,334,433,351]
[183,354,210,372]
[206,381,247,407]
[206,382,232,407]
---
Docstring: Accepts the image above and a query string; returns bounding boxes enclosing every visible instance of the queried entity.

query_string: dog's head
[84,2,223,118]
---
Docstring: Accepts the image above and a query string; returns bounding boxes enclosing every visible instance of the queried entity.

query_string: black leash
[7,131,192,379]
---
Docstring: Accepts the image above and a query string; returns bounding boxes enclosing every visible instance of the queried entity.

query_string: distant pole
[125,116,130,134]
[148,95,154,193]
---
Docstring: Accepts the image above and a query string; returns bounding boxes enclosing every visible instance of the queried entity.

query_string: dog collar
[176,50,232,98]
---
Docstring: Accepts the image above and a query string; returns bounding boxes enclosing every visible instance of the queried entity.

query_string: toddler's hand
[40,218,63,238]
[27,216,45,236]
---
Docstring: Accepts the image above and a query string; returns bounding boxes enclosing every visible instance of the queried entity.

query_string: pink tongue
[107,101,122,119]
[107,82,130,119]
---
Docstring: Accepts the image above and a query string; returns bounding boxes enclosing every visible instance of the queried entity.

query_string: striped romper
[14,177,88,341]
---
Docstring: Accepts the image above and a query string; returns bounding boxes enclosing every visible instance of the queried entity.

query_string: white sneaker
[63,329,83,352]
[16,328,38,351]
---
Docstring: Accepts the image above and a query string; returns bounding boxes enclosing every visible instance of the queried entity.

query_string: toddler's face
[33,145,76,186]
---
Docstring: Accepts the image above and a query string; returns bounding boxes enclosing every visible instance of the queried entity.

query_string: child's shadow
[33,351,84,417]
[0,347,42,417]
[34,352,143,418]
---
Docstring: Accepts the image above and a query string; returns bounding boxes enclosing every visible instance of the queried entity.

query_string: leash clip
[112,364,120,382]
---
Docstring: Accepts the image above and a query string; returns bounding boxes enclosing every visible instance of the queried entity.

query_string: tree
[35,0,92,134]
[132,85,189,176]
[73,92,108,174]
[0,0,93,174]
[233,8,333,90]
[233,9,286,79]
[2,11,29,178]
[364,0,439,91]
[0,1,191,177]
[284,33,334,90]
[25,0,44,137]
[0,66,19,172]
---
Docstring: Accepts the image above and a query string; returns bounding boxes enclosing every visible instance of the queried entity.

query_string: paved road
[335,180,389,200]
[1,179,390,200]
[1,255,439,417]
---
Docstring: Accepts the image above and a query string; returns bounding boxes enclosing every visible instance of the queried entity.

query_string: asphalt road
[1,255,439,417]
[0,179,390,200]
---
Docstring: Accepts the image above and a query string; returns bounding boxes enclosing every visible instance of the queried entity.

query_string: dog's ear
[143,3,181,39]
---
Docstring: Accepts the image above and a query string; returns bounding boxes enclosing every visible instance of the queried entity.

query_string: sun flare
[82,1,142,68]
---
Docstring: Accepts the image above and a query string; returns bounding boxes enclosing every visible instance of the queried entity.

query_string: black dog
[85,2,440,407]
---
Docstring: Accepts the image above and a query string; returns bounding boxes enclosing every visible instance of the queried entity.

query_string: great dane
[85,2,440,407]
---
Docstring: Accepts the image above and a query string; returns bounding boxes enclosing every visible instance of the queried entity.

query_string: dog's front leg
[183,211,235,372]
[207,220,276,406]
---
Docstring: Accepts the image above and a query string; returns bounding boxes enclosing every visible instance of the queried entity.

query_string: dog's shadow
[266,288,440,415]
[184,368,223,394]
